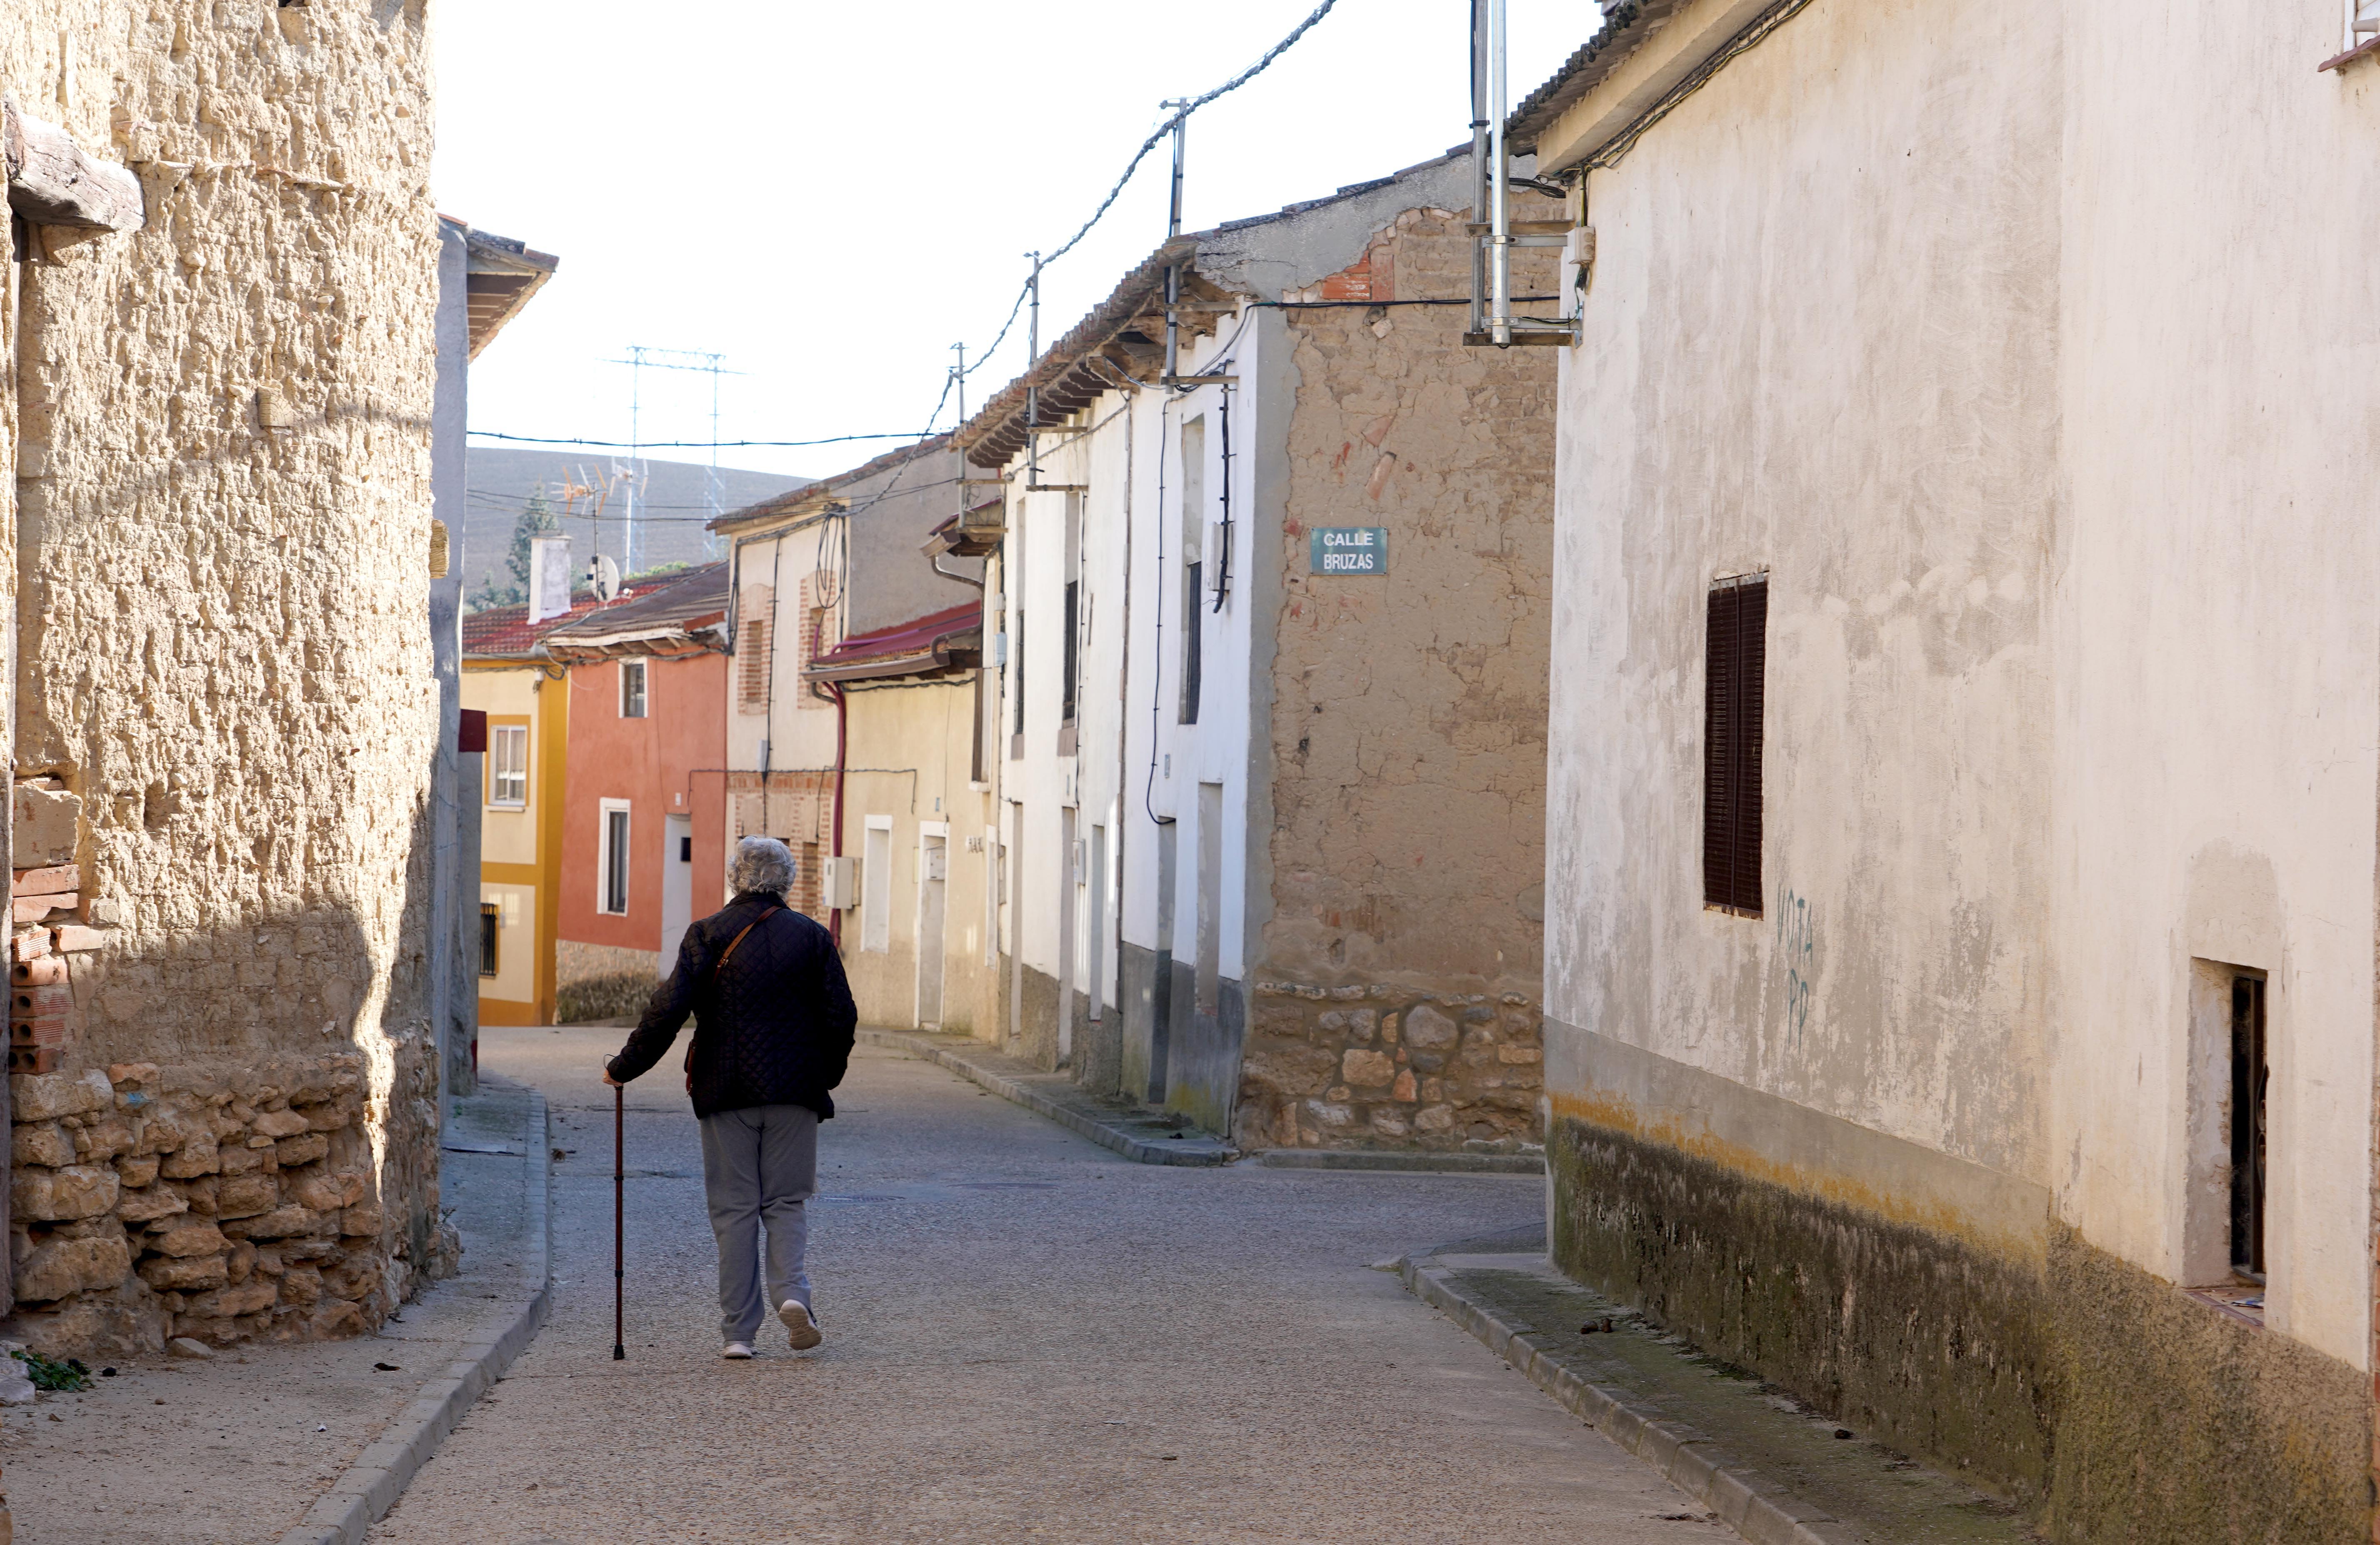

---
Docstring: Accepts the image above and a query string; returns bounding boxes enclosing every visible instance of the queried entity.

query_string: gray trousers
[696,1103,818,1343]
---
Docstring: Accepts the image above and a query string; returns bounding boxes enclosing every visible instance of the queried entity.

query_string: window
[600,801,631,915]
[1009,526,1027,753]
[619,658,648,718]
[971,665,990,784]
[862,817,892,952]
[1062,579,1080,726]
[1702,574,1767,915]
[2229,974,2268,1280]
[478,903,500,977]
[2343,0,2380,55]
[1062,490,1082,734]
[737,586,773,716]
[489,725,529,808]
[1179,418,1205,725]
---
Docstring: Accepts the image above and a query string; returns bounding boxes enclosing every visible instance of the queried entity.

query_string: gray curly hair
[729,835,797,899]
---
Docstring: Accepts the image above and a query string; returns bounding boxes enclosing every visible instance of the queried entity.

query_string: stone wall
[2,1,442,1357]
[1234,981,1542,1152]
[8,1056,428,1358]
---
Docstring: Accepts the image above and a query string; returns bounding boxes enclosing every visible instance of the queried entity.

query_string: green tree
[466,486,561,612]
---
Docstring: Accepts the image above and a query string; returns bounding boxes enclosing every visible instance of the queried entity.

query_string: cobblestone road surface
[368,1026,1713,1545]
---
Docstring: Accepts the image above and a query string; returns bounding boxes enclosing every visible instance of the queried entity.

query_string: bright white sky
[434,1,1587,483]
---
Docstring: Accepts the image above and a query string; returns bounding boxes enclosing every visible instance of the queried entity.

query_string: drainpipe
[818,605,848,948]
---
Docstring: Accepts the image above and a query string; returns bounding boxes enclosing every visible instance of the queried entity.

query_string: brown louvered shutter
[1702,575,1767,914]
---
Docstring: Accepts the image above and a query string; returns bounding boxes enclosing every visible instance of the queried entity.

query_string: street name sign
[1309,526,1389,575]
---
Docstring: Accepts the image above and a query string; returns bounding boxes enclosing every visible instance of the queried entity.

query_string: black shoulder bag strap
[684,905,781,1093]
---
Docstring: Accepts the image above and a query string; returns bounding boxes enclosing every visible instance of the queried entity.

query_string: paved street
[368,1025,1711,1544]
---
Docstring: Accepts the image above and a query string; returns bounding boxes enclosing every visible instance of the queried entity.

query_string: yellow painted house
[461,596,599,1025]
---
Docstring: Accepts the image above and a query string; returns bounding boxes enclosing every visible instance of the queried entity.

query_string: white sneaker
[778,1300,822,1351]
[721,1341,754,1360]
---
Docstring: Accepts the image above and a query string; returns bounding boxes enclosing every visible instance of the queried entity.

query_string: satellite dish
[588,554,621,603]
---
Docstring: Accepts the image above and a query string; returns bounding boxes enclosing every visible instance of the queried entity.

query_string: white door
[660,814,694,973]
[916,833,947,1028]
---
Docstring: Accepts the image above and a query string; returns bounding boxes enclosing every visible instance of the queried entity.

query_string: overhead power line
[961,0,1341,380]
[467,430,925,450]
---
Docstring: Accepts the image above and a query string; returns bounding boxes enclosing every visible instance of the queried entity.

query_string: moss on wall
[2042,1229,2370,1545]
[1551,1114,2375,1541]
[1550,1113,2056,1502]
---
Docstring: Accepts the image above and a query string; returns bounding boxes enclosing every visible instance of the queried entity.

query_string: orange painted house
[542,563,731,1018]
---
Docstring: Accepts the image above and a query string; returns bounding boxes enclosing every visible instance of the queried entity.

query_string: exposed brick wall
[2,2,441,1357]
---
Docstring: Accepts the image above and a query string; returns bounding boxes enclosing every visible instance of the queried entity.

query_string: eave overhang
[1510,0,1786,174]
[955,237,1238,471]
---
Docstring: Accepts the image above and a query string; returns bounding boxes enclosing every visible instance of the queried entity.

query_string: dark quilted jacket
[605,892,857,1120]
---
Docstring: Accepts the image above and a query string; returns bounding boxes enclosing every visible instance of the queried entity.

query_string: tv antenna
[608,347,745,570]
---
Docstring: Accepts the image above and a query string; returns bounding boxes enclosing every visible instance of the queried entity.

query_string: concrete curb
[1399,1257,1861,1545]
[275,1090,554,1545]
[859,1028,1234,1167]
[1260,1148,1544,1175]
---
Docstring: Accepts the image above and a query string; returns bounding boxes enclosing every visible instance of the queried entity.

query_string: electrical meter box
[820,856,857,910]
[924,845,947,882]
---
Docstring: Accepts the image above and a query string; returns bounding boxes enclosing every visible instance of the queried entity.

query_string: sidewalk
[1400,1230,2038,1545]
[0,1079,550,1545]
[857,1027,1235,1165]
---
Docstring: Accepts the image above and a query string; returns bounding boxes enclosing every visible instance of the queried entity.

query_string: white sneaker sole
[722,1342,754,1360]
[778,1301,822,1351]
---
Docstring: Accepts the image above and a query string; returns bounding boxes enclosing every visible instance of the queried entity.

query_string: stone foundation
[1547,1111,2373,1540]
[7,1054,449,1361]
[1233,982,1543,1151]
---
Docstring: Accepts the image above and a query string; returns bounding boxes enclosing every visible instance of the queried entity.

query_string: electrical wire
[960,0,1342,390]
[491,5,1342,475]
[466,431,922,449]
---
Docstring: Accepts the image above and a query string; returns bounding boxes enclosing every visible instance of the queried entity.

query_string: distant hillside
[456,448,810,609]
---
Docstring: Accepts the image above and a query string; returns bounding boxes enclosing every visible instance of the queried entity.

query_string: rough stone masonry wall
[1238,200,1560,1152]
[1,2,442,1357]
[1239,983,1542,1152]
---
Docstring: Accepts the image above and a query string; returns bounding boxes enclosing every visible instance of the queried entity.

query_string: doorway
[660,814,693,972]
[917,829,948,1029]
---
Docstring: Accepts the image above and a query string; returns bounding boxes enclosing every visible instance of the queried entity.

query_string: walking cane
[612,1082,626,1361]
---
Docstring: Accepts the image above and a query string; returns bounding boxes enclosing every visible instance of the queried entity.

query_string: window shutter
[1703,576,1767,914]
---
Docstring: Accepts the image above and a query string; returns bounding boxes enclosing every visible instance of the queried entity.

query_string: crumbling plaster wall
[1540,0,2380,1530]
[2,0,442,1358]
[1236,202,1560,1151]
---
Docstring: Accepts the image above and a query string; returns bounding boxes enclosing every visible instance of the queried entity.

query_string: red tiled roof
[808,601,983,683]
[542,562,731,661]
[461,591,612,658]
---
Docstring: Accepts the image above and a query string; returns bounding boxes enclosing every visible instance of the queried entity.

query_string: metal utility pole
[1469,0,1490,339]
[1162,100,1190,383]
[952,341,967,520]
[1025,252,1042,485]
[1487,0,1512,347]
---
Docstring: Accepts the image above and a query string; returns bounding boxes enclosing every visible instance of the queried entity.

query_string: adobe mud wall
[2,1,442,1357]
[1241,202,1557,1150]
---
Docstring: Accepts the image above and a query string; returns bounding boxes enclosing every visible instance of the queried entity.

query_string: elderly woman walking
[603,836,857,1359]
